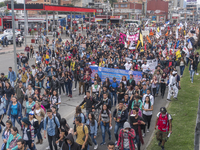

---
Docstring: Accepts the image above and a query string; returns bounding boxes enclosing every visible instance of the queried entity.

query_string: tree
[109,0,117,7]
[0,2,5,7]
[67,4,74,7]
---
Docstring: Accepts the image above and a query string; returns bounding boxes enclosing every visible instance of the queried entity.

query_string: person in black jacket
[96,93,112,110]
[50,75,60,93]
[118,63,125,70]
[79,91,98,118]
[127,74,136,89]
[113,101,128,145]
[61,133,80,150]
[74,66,81,91]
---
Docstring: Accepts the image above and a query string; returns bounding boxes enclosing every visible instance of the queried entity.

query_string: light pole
[24,0,27,46]
[11,0,17,74]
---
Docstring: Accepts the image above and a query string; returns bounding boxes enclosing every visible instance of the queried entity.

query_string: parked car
[5,34,24,45]
[3,29,21,35]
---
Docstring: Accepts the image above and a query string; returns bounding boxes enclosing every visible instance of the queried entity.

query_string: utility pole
[11,0,17,74]
[23,0,27,46]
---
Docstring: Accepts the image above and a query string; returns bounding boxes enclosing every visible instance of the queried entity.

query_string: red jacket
[84,67,92,75]
[117,128,136,150]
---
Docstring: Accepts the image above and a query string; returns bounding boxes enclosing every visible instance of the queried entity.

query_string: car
[5,34,24,45]
[3,29,21,35]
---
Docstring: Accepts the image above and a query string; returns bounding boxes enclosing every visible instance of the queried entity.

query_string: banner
[176,49,181,60]
[142,30,149,36]
[90,66,142,84]
[127,33,139,42]
[146,59,158,74]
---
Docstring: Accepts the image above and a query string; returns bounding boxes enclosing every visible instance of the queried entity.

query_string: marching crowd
[0,21,199,150]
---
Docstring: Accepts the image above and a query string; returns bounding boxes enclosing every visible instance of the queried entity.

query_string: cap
[160,107,167,113]
[172,71,177,75]
[114,65,117,67]
[29,111,34,115]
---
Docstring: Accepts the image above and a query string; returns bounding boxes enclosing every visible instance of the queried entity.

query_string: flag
[183,46,188,53]
[157,27,160,33]
[176,41,180,48]
[176,28,178,39]
[93,11,95,18]
[146,36,151,44]
[136,28,143,49]
[164,21,170,27]
[150,31,154,36]
[145,20,149,26]
[179,27,182,32]
[176,49,181,60]
[188,41,193,49]
[165,31,168,36]
[156,33,160,39]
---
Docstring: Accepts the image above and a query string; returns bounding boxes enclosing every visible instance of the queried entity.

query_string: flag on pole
[188,41,193,49]
[146,36,151,44]
[165,31,168,36]
[93,11,95,18]
[176,28,178,39]
[157,27,160,33]
[136,28,143,49]
[164,21,170,27]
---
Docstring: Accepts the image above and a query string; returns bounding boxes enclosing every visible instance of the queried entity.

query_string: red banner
[0,18,2,26]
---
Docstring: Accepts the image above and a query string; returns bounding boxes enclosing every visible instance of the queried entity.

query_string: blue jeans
[180,66,185,76]
[190,70,195,82]
[114,122,124,141]
[111,92,117,106]
[68,82,72,95]
[124,149,130,150]
[100,121,111,143]
[86,110,90,119]
[11,115,22,127]
[135,134,141,150]
[10,81,15,88]
[37,120,43,140]
[87,133,97,150]
[5,97,11,111]
[156,83,160,95]
[65,82,69,95]
[186,57,189,65]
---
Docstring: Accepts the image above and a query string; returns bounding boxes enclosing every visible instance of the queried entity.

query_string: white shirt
[142,94,154,105]
[141,64,149,72]
[23,127,29,141]
[143,102,153,116]
[124,63,132,70]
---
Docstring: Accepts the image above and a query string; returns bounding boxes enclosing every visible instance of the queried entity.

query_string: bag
[82,125,93,146]
[82,113,87,124]
[8,135,19,149]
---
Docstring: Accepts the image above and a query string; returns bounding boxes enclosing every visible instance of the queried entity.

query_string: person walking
[1,120,12,150]
[113,101,128,145]
[44,109,61,150]
[8,67,17,88]
[7,97,22,127]
[6,127,22,150]
[86,113,98,150]
[167,71,178,101]
[154,107,172,150]
[74,116,89,150]
[129,108,145,150]
[61,133,80,150]
[116,122,136,150]
[142,96,153,133]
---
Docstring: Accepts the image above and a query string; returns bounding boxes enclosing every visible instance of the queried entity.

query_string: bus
[123,19,141,26]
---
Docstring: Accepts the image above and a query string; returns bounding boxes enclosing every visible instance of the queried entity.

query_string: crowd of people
[0,21,199,150]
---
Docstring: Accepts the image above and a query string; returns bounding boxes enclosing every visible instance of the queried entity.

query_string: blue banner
[90,66,142,84]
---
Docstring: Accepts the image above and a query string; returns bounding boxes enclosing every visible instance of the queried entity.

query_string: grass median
[147,50,200,150]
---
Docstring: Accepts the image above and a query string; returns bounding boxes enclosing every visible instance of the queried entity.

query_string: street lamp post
[11,0,17,74]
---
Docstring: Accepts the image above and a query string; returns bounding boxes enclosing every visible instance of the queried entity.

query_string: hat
[172,71,177,75]
[22,117,31,125]
[29,111,34,115]
[160,107,167,113]
[1,73,4,75]
[124,122,131,129]
[114,65,117,67]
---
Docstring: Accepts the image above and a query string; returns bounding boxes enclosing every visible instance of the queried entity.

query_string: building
[186,1,198,21]
[147,0,168,22]
[113,2,142,19]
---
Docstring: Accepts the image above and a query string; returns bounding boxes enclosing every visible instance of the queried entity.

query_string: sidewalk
[0,45,25,54]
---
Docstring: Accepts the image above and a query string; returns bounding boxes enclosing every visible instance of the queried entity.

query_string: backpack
[81,113,87,124]
[82,125,93,146]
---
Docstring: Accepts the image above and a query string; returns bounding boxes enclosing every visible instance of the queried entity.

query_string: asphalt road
[0,50,171,150]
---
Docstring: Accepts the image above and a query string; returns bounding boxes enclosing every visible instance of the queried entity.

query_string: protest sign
[147,59,158,74]
[127,33,139,42]
[142,30,149,36]
[90,66,142,84]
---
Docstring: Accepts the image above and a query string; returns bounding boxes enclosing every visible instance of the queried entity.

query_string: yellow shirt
[99,61,105,67]
[76,125,89,145]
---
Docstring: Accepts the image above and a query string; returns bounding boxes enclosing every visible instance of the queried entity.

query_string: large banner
[147,59,158,74]
[127,33,139,42]
[90,66,142,84]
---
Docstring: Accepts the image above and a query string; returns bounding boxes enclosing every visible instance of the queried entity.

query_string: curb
[0,49,24,55]
[145,100,170,150]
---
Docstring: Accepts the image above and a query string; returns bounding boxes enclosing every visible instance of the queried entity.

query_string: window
[115,4,118,7]
[121,4,127,7]
[44,0,46,2]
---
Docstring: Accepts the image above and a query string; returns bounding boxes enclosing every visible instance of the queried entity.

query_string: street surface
[0,33,171,150]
